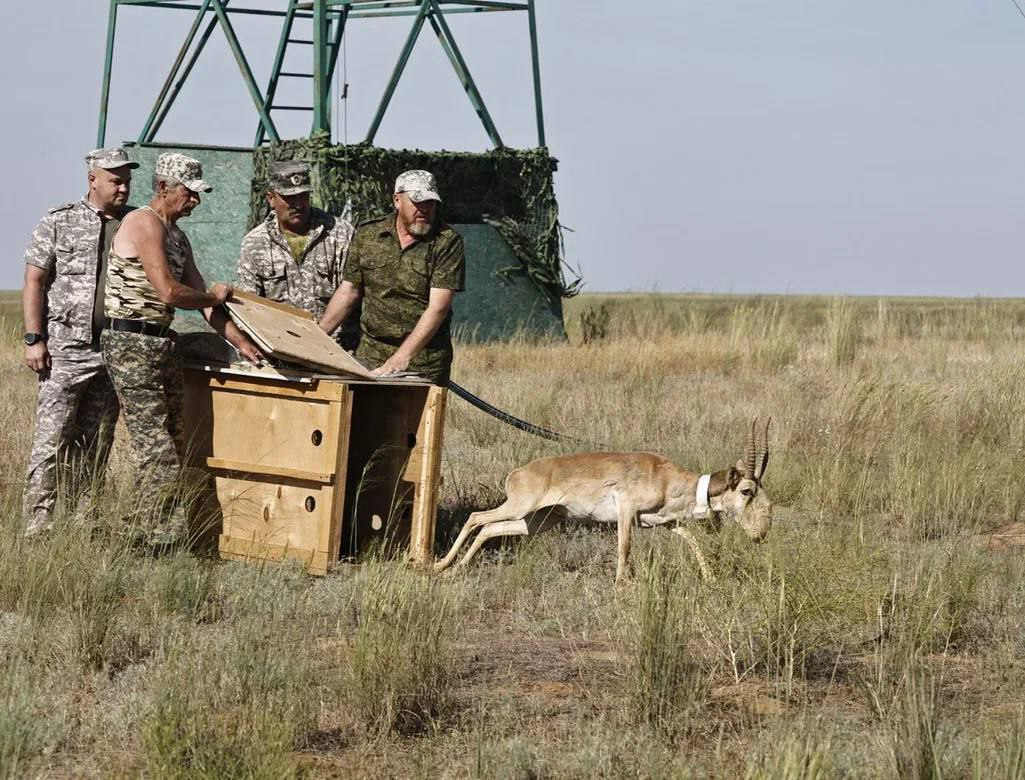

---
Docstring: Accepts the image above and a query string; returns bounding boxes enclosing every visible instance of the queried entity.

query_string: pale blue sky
[5,1,1025,295]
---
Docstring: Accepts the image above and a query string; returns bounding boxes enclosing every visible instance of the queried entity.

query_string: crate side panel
[216,475,337,563]
[208,389,343,475]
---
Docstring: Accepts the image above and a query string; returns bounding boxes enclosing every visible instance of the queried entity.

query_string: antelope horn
[744,418,757,480]
[756,417,772,480]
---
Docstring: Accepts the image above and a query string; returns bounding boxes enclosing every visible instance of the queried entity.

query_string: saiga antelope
[435,421,772,581]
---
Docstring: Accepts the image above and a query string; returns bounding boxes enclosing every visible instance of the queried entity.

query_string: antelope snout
[744,510,772,543]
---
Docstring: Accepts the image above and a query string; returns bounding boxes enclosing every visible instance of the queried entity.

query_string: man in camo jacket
[21,147,139,536]
[235,161,357,348]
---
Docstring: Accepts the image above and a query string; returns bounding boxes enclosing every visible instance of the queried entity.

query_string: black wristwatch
[23,333,47,346]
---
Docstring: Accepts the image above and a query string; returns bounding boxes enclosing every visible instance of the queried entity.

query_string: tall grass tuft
[889,662,946,780]
[338,563,459,737]
[826,297,860,366]
[630,547,706,737]
[971,711,1025,779]
[70,550,131,671]
[140,607,314,778]
[0,661,46,780]
[746,733,834,779]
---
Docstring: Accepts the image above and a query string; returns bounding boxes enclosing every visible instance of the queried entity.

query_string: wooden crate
[183,367,446,574]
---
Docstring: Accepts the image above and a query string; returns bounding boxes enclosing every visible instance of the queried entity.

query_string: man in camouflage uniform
[235,161,357,348]
[102,152,262,546]
[21,147,139,536]
[318,170,465,384]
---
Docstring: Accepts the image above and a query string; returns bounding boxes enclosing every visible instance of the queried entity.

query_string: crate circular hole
[305,496,316,512]
[311,429,323,446]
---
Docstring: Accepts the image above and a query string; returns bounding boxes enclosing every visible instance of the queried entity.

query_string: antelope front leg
[435,506,514,572]
[671,525,714,581]
[455,519,529,569]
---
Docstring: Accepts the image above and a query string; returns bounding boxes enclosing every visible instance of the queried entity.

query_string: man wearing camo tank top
[102,152,263,548]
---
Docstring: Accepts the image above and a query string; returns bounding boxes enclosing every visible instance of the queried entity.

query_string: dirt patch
[455,632,622,710]
[711,681,786,716]
[981,522,1025,551]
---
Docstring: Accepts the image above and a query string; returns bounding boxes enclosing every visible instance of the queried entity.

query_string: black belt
[103,317,172,338]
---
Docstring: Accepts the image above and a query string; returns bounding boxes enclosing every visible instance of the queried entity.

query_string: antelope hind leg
[671,525,714,581]
[615,496,637,585]
[454,519,529,569]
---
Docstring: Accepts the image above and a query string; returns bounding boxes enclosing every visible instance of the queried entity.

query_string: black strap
[445,380,605,448]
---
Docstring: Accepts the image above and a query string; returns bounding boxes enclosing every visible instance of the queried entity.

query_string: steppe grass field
[2,290,1025,777]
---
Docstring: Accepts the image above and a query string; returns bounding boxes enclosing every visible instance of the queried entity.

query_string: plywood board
[226,290,376,378]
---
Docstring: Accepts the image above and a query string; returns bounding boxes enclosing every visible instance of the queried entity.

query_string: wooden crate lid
[226,291,376,379]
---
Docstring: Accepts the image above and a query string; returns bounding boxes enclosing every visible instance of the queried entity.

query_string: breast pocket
[396,254,431,299]
[357,254,390,291]
[55,243,87,276]
[257,267,289,301]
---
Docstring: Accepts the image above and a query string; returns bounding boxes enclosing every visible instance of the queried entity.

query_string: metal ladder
[256,0,347,146]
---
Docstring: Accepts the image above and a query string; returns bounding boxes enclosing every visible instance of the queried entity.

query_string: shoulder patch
[47,201,77,214]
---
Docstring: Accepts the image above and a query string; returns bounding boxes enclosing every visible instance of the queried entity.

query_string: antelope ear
[727,466,741,490]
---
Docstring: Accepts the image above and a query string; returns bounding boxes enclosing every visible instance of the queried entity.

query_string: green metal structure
[97,0,571,341]
[97,0,546,150]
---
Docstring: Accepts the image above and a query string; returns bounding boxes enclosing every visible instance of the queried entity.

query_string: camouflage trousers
[23,354,119,530]
[101,330,187,544]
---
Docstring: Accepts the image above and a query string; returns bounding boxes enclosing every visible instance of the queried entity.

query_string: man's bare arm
[181,255,264,364]
[22,264,50,372]
[318,280,362,334]
[371,288,455,376]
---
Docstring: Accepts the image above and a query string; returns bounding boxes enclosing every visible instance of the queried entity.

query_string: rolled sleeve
[24,214,57,272]
[431,232,465,291]
[341,235,364,287]
[336,220,355,283]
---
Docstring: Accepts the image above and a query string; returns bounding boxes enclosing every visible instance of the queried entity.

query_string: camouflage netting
[250,133,581,302]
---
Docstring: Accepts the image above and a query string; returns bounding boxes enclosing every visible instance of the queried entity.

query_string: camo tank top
[104,206,189,326]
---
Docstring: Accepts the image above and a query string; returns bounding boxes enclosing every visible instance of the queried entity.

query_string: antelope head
[708,419,772,541]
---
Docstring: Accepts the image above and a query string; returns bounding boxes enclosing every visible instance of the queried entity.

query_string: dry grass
[2,292,1025,777]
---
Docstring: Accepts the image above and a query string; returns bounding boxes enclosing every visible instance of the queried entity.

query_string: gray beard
[408,221,432,238]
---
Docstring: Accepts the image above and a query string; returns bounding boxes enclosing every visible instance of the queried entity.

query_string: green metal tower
[96,1,571,342]
[97,0,547,150]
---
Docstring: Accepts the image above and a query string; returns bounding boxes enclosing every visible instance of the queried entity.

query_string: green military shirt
[342,212,465,384]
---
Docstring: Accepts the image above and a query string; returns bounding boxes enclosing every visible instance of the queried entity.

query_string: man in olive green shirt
[319,170,465,384]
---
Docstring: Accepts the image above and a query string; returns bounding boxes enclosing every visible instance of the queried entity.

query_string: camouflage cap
[85,147,139,171]
[268,161,313,196]
[394,169,441,203]
[154,152,212,193]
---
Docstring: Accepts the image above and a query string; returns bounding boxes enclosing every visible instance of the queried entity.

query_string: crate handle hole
[286,329,301,338]
[311,430,323,446]
[305,496,316,512]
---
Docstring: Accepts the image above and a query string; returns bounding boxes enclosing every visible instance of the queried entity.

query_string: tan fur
[435,441,772,582]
